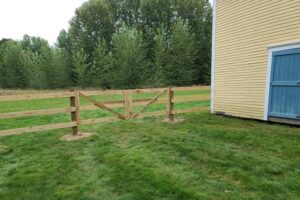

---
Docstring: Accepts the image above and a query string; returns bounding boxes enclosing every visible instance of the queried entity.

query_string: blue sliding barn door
[269,48,300,120]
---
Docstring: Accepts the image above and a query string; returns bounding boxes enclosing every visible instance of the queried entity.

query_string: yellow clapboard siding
[216,30,300,50]
[214,0,300,120]
[216,35,300,54]
[217,1,298,24]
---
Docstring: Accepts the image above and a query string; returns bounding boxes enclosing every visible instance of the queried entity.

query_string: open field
[0,89,299,199]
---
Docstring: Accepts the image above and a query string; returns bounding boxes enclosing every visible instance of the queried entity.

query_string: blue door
[269,48,300,120]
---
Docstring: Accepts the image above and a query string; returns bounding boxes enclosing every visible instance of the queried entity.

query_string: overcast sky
[0,0,213,45]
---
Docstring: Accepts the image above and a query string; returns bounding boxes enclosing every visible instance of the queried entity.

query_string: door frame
[264,41,300,120]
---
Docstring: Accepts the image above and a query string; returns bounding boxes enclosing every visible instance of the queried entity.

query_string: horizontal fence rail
[0,86,210,136]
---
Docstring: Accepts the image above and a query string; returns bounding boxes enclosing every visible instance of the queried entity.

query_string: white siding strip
[210,0,217,113]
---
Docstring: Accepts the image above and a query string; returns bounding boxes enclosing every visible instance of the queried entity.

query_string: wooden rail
[0,86,210,136]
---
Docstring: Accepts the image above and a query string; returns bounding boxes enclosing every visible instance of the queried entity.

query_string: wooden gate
[79,88,167,119]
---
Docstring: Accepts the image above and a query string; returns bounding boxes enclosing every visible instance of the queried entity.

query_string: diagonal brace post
[79,92,126,120]
[131,89,167,118]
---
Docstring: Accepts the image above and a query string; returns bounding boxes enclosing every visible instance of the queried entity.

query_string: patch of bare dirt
[60,132,95,142]
[162,118,185,124]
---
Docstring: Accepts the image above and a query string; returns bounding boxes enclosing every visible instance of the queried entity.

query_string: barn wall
[213,0,300,120]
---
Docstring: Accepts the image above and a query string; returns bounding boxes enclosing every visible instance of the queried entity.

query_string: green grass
[0,89,299,199]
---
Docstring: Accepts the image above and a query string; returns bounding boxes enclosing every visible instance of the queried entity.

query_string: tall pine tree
[166,20,197,86]
[111,24,148,89]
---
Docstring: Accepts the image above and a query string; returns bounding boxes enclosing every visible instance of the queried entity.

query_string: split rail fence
[0,86,209,136]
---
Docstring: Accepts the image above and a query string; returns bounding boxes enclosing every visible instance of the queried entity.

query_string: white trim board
[210,0,217,113]
[264,42,300,120]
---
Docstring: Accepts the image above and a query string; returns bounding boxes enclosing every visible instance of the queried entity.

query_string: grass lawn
[0,89,299,199]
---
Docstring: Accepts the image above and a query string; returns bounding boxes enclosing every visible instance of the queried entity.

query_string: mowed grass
[0,89,300,200]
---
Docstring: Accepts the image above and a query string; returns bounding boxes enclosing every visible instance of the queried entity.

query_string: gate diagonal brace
[132,89,167,118]
[79,92,126,120]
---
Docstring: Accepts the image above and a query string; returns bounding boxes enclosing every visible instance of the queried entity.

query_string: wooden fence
[0,86,210,137]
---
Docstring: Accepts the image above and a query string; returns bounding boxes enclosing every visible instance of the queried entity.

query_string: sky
[0,0,213,45]
[0,0,87,45]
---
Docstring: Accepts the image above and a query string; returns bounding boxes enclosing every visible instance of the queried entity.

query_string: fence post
[166,86,174,121]
[124,90,133,119]
[70,89,80,135]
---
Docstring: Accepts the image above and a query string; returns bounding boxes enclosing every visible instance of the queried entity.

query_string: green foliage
[92,40,112,88]
[152,28,169,86]
[50,49,70,88]
[166,20,197,86]
[21,35,53,88]
[57,30,76,85]
[111,24,148,89]
[1,41,30,88]
[0,36,72,89]
[64,0,212,88]
[72,49,88,87]
[69,0,115,62]
[0,0,212,89]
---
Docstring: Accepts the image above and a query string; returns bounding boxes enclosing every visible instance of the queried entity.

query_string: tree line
[0,0,212,89]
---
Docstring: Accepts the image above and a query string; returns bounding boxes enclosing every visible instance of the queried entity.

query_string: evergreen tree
[72,49,88,87]
[21,35,54,88]
[111,24,148,89]
[0,39,10,87]
[175,0,212,84]
[26,51,46,89]
[50,49,70,88]
[166,20,197,86]
[57,30,76,85]
[2,41,30,88]
[92,40,112,88]
[152,28,169,86]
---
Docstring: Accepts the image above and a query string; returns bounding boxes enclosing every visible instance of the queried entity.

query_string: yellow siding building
[211,0,300,124]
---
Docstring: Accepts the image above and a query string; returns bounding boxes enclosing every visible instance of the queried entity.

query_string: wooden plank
[132,89,167,118]
[136,111,166,118]
[81,99,166,111]
[172,86,210,92]
[0,92,74,102]
[80,90,124,96]
[81,104,124,110]
[94,99,124,104]
[81,117,121,125]
[82,86,208,95]
[0,122,77,137]
[129,88,166,94]
[173,96,210,103]
[0,107,76,119]
[80,92,126,120]
[173,107,209,114]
